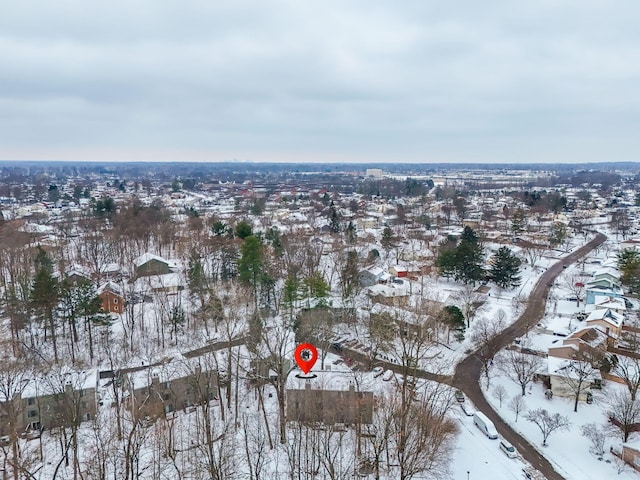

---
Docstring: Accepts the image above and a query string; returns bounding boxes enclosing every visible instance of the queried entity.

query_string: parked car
[460,403,475,416]
[382,370,394,381]
[455,390,465,403]
[372,366,384,377]
[500,440,517,458]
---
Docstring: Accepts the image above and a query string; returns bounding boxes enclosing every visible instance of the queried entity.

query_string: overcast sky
[1,1,639,164]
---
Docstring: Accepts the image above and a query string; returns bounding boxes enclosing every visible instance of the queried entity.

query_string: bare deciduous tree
[454,283,486,328]
[606,390,640,443]
[508,395,526,423]
[470,311,507,388]
[581,423,606,456]
[525,408,570,447]
[498,343,543,396]
[557,352,601,413]
[493,384,508,408]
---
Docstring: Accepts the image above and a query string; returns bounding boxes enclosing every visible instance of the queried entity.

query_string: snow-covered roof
[22,369,98,398]
[593,267,621,280]
[97,281,123,296]
[135,273,184,291]
[127,358,214,391]
[133,252,169,267]
[585,308,623,328]
[547,357,601,381]
[593,295,626,311]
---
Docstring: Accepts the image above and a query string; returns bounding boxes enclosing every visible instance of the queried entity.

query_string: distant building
[365,168,383,179]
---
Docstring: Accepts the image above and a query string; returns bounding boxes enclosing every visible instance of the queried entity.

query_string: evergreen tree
[454,226,484,284]
[187,249,207,297]
[549,222,568,248]
[381,226,395,252]
[491,246,522,289]
[345,221,357,244]
[211,220,228,236]
[619,248,640,293]
[329,202,341,233]
[235,220,253,239]
[511,208,526,235]
[302,271,330,308]
[238,236,263,308]
[439,305,466,342]
[31,246,60,362]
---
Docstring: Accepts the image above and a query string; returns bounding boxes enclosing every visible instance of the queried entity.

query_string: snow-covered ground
[450,403,537,480]
[482,371,638,480]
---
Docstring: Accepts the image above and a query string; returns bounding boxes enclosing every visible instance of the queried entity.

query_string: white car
[372,366,384,377]
[460,403,475,417]
[499,440,517,458]
[382,370,394,381]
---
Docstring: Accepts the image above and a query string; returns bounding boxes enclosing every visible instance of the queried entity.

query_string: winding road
[452,232,606,480]
[337,232,607,480]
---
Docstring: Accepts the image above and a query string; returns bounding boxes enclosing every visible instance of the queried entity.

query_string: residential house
[133,253,171,278]
[369,302,433,338]
[135,272,185,295]
[547,327,608,360]
[591,295,626,315]
[65,265,92,285]
[97,281,125,314]
[126,361,219,420]
[586,286,624,305]
[389,265,408,278]
[286,372,373,425]
[14,370,98,434]
[585,308,624,343]
[588,267,621,291]
[360,266,390,287]
[547,357,601,400]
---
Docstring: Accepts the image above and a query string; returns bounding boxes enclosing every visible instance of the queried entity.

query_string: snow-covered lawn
[450,405,536,480]
[482,370,638,480]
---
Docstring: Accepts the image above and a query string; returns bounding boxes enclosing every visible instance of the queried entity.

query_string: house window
[80,389,86,397]
[82,413,91,421]
[113,298,118,304]
[163,382,170,390]
[28,410,37,418]
[81,401,87,409]
[28,397,35,406]
[114,306,119,311]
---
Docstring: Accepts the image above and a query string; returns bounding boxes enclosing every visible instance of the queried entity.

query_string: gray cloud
[1,1,639,163]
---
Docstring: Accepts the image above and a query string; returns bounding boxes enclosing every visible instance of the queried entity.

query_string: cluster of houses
[0,358,220,441]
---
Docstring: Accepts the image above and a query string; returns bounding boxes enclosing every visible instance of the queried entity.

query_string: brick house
[97,281,125,314]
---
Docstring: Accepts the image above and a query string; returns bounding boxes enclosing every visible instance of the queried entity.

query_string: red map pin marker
[294,343,318,375]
